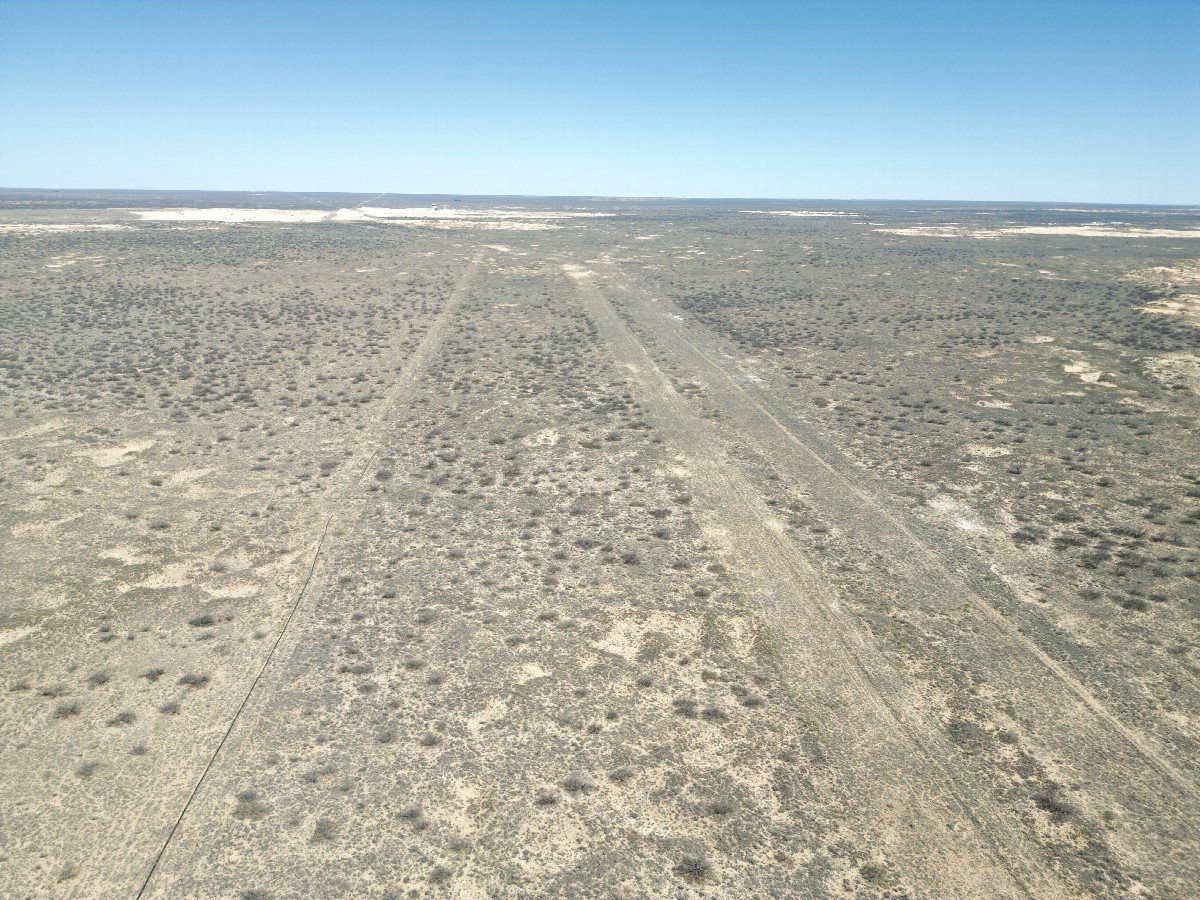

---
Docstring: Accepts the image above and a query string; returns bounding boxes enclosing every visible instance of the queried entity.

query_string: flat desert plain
[1,191,1199,899]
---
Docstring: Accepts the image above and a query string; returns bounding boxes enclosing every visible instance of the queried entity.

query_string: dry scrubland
[1,191,1199,900]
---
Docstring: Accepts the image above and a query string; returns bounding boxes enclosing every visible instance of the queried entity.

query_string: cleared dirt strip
[567,261,1064,900]
[589,258,1200,896]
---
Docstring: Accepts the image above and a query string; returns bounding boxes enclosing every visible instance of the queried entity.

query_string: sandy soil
[358,207,608,220]
[125,207,608,229]
[2,198,1198,900]
[1006,226,1200,238]
[130,208,333,223]
[876,225,1200,239]
[741,210,854,217]
[0,223,131,233]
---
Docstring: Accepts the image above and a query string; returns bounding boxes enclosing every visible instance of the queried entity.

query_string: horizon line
[2,187,1198,208]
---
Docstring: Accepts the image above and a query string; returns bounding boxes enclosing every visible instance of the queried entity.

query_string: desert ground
[1,191,1198,899]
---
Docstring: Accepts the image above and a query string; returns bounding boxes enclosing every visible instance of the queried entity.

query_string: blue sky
[1,0,1197,202]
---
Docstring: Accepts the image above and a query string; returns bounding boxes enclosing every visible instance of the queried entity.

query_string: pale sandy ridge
[127,207,613,224]
[876,225,1200,239]
[129,208,331,223]
[741,210,855,217]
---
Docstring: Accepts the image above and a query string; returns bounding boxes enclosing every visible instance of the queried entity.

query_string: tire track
[589,258,1200,895]
[605,261,1194,783]
[125,251,482,900]
[565,262,1063,900]
[132,517,332,900]
[347,252,484,486]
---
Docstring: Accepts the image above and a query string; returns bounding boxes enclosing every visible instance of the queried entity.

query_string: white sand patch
[467,699,508,733]
[40,468,68,487]
[126,562,191,592]
[976,399,1013,409]
[131,208,331,223]
[0,223,130,233]
[590,622,641,659]
[441,783,483,839]
[360,207,458,219]
[1005,226,1200,238]
[523,428,560,448]
[208,548,256,574]
[1143,353,1200,395]
[77,439,155,467]
[910,227,998,239]
[1138,263,1200,284]
[931,495,987,532]
[0,420,65,442]
[1047,611,1099,650]
[1125,263,1200,327]
[966,444,1012,457]
[398,219,559,231]
[562,264,593,279]
[0,626,35,648]
[480,221,559,230]
[879,225,1200,240]
[18,208,604,232]
[741,210,853,217]
[1063,363,1113,385]
[204,580,260,599]
[764,516,788,536]
[513,819,592,877]
[11,513,84,535]
[360,207,608,220]
[591,612,698,660]
[874,226,986,238]
[167,467,213,487]
[102,547,145,566]
[516,663,548,685]
[1023,335,1055,343]
[42,253,106,268]
[1162,709,1194,730]
[1139,294,1200,323]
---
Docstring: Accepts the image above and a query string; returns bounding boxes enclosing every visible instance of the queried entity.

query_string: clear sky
[1,0,1197,202]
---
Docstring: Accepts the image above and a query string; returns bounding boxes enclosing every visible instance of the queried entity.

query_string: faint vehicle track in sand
[123,252,484,900]
[564,260,1063,900]
[582,256,1200,896]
